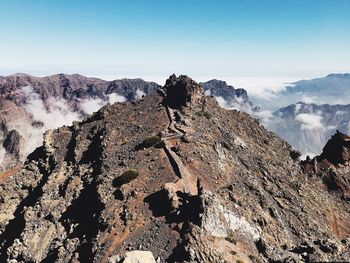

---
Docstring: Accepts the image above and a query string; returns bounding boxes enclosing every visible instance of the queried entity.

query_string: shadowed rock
[318,130,350,165]
[164,74,204,108]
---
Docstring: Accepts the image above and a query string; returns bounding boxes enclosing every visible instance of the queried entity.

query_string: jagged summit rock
[303,131,350,200]
[163,74,204,108]
[0,75,349,262]
[318,130,350,165]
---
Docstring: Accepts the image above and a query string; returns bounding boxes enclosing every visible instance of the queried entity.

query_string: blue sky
[0,0,349,92]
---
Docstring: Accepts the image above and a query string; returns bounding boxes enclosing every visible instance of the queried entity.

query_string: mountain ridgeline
[0,75,349,262]
[0,74,253,171]
[266,102,350,157]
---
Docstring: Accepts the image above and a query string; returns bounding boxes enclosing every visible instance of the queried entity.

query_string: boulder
[123,251,156,263]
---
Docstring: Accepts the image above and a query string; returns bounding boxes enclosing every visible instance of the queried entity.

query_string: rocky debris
[108,250,156,263]
[302,130,350,199]
[0,75,349,262]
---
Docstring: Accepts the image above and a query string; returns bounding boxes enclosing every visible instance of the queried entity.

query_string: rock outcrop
[200,79,256,112]
[0,75,349,262]
[303,130,350,200]
[164,74,204,109]
[0,121,22,168]
[318,130,350,165]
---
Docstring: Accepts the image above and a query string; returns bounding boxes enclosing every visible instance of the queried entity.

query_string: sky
[0,0,349,94]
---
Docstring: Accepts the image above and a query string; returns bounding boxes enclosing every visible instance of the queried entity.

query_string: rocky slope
[0,73,161,171]
[0,75,349,262]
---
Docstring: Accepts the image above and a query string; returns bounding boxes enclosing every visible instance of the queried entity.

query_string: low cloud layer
[295,113,324,130]
[212,95,254,114]
[19,86,81,155]
[80,93,127,115]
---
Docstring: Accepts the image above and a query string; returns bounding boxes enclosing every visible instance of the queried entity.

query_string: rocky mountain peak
[164,74,204,108]
[319,130,350,165]
[302,131,350,200]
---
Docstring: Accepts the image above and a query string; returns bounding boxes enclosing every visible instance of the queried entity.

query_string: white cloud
[213,76,296,97]
[80,93,127,115]
[18,86,81,156]
[5,88,128,162]
[336,111,346,116]
[135,89,146,100]
[295,103,302,114]
[204,89,212,96]
[300,95,316,104]
[214,96,239,110]
[295,113,324,130]
[80,98,105,115]
[326,125,337,130]
[254,110,274,119]
[108,93,126,104]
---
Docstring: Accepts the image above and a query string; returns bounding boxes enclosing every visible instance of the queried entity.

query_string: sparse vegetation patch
[113,169,139,187]
[137,135,164,149]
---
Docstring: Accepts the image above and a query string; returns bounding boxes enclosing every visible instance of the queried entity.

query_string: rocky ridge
[0,74,254,172]
[0,75,349,262]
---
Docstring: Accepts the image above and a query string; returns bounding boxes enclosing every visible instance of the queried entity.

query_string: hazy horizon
[1,0,350,94]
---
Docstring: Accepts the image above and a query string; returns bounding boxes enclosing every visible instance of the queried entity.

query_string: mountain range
[266,102,350,157]
[1,73,350,171]
[0,75,349,262]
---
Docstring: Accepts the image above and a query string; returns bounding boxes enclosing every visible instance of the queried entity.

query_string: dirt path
[159,92,196,194]
[0,166,21,182]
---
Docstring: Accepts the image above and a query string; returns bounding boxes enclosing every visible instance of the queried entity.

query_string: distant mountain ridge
[2,72,349,166]
[284,73,350,94]
[279,73,350,106]
[0,73,161,103]
[263,102,350,156]
[201,79,256,112]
